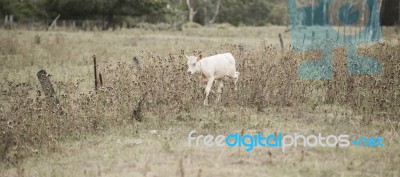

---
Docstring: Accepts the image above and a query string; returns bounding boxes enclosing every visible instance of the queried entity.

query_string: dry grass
[0,26,399,177]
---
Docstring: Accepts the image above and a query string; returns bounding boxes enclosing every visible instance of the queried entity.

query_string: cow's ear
[198,53,203,60]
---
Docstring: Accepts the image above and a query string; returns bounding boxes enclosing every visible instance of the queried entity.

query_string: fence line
[0,19,182,31]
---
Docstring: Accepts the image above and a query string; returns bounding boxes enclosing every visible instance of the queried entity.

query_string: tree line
[0,0,289,29]
[0,0,398,29]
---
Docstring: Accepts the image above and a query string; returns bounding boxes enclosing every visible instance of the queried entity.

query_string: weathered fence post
[37,70,59,105]
[337,30,340,41]
[4,15,12,29]
[131,92,148,122]
[343,26,346,42]
[279,33,284,50]
[99,73,103,87]
[37,70,63,114]
[48,14,61,30]
[326,30,329,40]
[311,31,315,44]
[132,56,141,70]
[238,44,245,53]
[93,55,98,93]
[9,15,13,25]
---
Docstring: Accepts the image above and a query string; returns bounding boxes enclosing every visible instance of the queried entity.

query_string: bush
[213,23,235,29]
[1,40,400,165]
[182,22,203,30]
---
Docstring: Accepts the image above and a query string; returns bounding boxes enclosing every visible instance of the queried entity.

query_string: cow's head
[185,54,202,75]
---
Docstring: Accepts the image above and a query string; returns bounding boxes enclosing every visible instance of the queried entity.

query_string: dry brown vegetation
[0,26,399,176]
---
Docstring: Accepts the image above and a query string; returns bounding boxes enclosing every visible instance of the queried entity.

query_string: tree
[103,0,169,29]
[44,0,169,29]
[185,0,197,23]
[199,0,221,26]
[0,0,48,21]
[207,0,221,25]
[216,0,272,26]
[185,0,222,25]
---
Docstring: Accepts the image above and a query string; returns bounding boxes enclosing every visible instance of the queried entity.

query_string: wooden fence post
[343,26,346,42]
[99,73,103,87]
[48,14,61,30]
[326,30,329,40]
[132,92,147,122]
[279,33,284,50]
[93,55,98,93]
[311,31,315,44]
[238,44,244,54]
[132,56,141,70]
[9,15,13,25]
[37,70,63,114]
[337,30,340,41]
[37,70,59,104]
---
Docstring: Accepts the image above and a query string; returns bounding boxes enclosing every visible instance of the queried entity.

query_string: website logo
[188,130,384,152]
[287,0,382,80]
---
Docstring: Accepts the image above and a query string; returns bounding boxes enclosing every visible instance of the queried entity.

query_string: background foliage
[1,0,398,27]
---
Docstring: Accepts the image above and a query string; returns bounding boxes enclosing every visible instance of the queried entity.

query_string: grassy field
[0,26,400,177]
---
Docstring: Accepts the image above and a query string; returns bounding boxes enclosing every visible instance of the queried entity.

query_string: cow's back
[204,53,235,65]
[201,53,237,79]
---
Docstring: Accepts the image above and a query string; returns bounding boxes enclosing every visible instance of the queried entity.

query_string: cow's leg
[201,77,214,94]
[201,80,215,94]
[201,80,207,90]
[232,71,239,91]
[216,80,224,102]
[204,77,214,106]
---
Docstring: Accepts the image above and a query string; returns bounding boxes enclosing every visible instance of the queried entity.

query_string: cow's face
[186,55,199,75]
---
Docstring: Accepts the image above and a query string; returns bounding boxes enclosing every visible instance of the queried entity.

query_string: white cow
[186,53,240,105]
